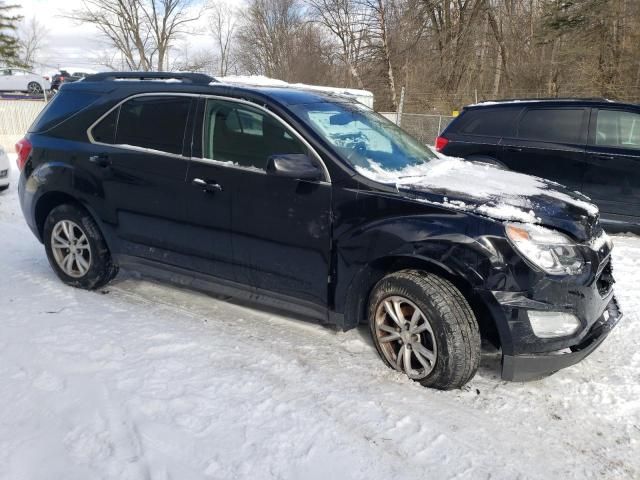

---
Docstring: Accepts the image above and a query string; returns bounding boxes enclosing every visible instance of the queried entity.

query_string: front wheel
[43,204,118,289]
[369,270,480,390]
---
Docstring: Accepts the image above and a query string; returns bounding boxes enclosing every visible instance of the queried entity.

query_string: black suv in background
[17,73,621,389]
[436,99,640,230]
[51,70,88,91]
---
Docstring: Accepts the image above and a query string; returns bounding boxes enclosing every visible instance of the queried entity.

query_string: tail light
[15,138,32,171]
[435,136,449,152]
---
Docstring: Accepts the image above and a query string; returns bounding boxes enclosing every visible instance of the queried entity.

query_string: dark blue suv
[436,98,640,231]
[16,72,621,389]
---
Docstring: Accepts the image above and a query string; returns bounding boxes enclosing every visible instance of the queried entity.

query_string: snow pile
[355,153,598,224]
[216,75,375,108]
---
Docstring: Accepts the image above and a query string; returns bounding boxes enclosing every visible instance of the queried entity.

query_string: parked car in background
[436,99,640,231]
[0,146,10,191]
[16,72,621,389]
[0,68,50,95]
[51,69,93,91]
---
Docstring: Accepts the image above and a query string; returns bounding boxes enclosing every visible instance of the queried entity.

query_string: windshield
[291,101,437,172]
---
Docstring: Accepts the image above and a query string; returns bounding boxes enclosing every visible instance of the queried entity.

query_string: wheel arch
[34,192,110,250]
[465,154,508,170]
[342,254,501,349]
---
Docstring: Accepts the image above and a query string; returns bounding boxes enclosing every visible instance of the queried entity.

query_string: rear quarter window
[28,91,101,133]
[454,107,521,137]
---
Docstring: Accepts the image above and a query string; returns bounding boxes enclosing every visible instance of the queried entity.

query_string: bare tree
[18,16,48,69]
[71,0,201,71]
[305,0,368,88]
[237,0,302,79]
[209,2,238,76]
[360,0,397,108]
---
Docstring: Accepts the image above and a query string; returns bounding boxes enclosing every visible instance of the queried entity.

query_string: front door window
[203,99,307,169]
[595,110,640,150]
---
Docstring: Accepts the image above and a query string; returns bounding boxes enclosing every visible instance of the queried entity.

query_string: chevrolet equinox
[17,72,621,389]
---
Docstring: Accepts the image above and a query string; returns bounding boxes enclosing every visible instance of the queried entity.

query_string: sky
[16,0,219,75]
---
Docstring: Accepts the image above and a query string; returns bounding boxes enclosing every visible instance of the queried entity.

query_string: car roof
[69,72,356,107]
[464,98,637,110]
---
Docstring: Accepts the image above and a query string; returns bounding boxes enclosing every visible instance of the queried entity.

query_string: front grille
[596,260,614,296]
[0,169,7,178]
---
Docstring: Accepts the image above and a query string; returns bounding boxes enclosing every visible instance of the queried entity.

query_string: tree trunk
[377,0,397,109]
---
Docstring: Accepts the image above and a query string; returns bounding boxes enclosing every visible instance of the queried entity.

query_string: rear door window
[595,109,640,149]
[457,108,521,137]
[518,108,586,144]
[114,95,192,155]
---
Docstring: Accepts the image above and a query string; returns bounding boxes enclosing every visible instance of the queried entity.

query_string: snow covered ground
[0,159,638,479]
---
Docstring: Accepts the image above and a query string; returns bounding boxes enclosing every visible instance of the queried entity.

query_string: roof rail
[473,97,611,104]
[84,71,216,85]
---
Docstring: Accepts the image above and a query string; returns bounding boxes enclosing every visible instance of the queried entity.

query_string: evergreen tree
[0,2,22,65]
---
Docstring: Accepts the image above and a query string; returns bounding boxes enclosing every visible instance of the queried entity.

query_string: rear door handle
[192,178,223,192]
[89,154,111,167]
[593,153,615,161]
[504,146,523,153]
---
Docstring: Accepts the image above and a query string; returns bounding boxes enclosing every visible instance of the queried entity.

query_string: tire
[27,82,43,95]
[369,270,480,390]
[43,204,118,289]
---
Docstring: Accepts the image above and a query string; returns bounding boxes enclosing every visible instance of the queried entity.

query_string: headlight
[505,223,585,275]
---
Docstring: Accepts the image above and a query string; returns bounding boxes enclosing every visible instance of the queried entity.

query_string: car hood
[355,155,600,240]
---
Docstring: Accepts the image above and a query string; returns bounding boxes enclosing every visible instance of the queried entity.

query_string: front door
[196,97,332,308]
[498,107,588,192]
[584,108,640,220]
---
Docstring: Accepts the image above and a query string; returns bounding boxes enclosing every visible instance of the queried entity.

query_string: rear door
[87,94,198,265]
[584,108,640,218]
[498,107,588,191]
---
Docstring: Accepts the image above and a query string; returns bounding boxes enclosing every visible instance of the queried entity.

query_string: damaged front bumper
[501,296,622,381]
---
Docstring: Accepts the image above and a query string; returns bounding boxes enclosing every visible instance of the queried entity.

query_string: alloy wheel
[374,295,437,379]
[51,220,92,278]
[27,82,43,94]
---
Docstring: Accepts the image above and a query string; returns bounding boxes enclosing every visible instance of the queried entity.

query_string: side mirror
[266,154,323,181]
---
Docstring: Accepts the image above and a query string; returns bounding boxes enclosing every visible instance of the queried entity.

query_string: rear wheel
[43,204,118,289]
[27,82,43,95]
[369,270,480,390]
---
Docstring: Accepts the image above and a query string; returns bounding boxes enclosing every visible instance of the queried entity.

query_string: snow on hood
[355,153,599,224]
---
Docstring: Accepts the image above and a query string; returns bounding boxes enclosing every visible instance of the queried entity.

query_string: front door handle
[192,178,223,192]
[504,146,523,153]
[89,154,111,167]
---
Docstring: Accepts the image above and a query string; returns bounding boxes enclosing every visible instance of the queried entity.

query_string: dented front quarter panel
[331,179,617,361]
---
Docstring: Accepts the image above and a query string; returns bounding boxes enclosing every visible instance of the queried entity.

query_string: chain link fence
[379,112,455,145]
[0,100,46,151]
